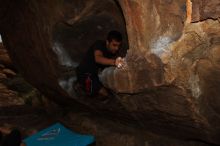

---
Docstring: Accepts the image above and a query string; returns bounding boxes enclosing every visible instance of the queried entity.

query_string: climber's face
[106,39,121,54]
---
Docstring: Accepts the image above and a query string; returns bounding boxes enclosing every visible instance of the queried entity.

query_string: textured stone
[0,83,24,107]
[0,44,13,67]
[118,0,185,53]
[0,72,7,79]
[192,0,220,22]
[100,52,164,93]
[1,0,220,145]
[2,68,16,77]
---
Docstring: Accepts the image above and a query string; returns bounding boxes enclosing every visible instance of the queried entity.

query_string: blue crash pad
[24,123,95,146]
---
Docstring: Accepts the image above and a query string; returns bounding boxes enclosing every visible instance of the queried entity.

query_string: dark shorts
[76,72,102,96]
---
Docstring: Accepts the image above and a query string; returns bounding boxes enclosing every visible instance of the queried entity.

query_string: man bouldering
[75,30,125,97]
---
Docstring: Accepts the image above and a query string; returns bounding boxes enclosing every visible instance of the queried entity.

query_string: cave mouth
[52,0,128,97]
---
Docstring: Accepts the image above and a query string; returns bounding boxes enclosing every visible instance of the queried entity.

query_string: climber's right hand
[115,57,125,68]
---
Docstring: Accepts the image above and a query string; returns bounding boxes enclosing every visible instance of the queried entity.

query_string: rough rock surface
[0,47,211,146]
[0,43,12,67]
[0,43,47,137]
[0,43,23,106]
[100,52,165,93]
[0,0,220,145]
[0,45,211,146]
[192,0,220,22]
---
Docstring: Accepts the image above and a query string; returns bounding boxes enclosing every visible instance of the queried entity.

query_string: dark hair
[107,30,122,42]
[2,129,22,146]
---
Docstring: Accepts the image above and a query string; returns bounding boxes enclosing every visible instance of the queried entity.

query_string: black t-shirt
[77,40,116,75]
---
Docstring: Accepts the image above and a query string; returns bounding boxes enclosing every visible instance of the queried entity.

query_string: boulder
[1,0,220,144]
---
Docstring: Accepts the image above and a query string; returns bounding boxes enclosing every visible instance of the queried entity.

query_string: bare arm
[94,50,115,66]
